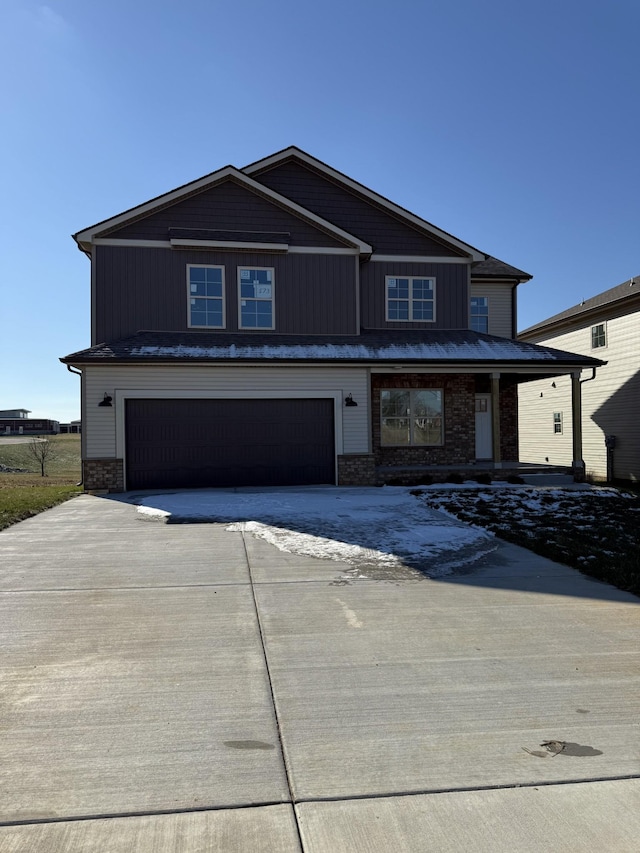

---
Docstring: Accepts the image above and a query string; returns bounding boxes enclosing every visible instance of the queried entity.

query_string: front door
[475,394,492,459]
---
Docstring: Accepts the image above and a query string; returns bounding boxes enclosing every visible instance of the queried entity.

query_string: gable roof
[520,274,640,339]
[471,256,532,281]
[73,166,373,256]
[243,146,487,263]
[61,329,603,369]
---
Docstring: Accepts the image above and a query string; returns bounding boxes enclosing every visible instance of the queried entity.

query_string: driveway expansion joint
[291,773,640,806]
[241,531,305,852]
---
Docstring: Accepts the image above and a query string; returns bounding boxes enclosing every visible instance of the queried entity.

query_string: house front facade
[519,275,640,482]
[62,147,601,492]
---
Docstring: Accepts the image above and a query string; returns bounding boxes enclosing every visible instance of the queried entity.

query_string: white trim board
[91,238,360,256]
[371,254,469,264]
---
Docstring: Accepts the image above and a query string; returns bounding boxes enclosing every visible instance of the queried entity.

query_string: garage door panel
[126,399,335,489]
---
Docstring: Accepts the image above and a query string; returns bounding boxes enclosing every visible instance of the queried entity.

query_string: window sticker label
[240,270,251,279]
[256,285,272,298]
[191,283,197,292]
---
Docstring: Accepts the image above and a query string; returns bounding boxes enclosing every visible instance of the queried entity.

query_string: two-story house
[519,275,640,482]
[61,147,602,492]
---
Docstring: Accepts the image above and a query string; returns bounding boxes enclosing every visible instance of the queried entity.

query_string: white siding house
[518,276,640,481]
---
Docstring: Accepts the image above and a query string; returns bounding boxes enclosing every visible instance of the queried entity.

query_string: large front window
[386,276,435,322]
[188,265,225,328]
[381,389,443,445]
[239,267,274,329]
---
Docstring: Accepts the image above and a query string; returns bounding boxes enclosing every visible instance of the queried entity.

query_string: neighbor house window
[239,268,275,329]
[470,296,489,333]
[381,389,443,445]
[386,276,435,321]
[188,265,225,328]
[553,412,563,434]
[591,323,606,349]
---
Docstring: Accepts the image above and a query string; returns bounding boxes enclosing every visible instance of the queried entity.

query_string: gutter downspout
[66,364,84,487]
[511,282,518,339]
[570,367,599,483]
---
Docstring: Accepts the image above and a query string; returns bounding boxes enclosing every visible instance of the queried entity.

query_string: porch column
[491,372,501,468]
[571,370,585,481]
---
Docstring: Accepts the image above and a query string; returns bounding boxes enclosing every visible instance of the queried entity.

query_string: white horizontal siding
[518,308,640,480]
[470,282,513,338]
[84,364,370,460]
[518,375,576,467]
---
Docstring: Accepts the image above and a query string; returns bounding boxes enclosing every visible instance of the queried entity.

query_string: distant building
[0,408,60,435]
[60,420,82,434]
[0,409,31,419]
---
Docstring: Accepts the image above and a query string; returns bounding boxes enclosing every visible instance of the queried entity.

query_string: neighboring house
[61,147,601,492]
[519,275,640,482]
[60,420,82,434]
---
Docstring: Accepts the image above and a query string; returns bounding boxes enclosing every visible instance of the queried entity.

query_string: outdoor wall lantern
[344,393,358,407]
[98,393,113,407]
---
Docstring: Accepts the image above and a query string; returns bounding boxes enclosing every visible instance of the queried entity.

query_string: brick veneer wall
[83,459,124,492]
[499,379,518,461]
[372,373,476,466]
[337,454,376,486]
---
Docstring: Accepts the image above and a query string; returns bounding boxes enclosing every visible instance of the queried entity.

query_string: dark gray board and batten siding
[252,160,467,256]
[94,247,358,344]
[100,179,348,248]
[360,262,469,330]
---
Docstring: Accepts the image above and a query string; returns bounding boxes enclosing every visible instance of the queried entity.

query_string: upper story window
[239,267,275,329]
[386,276,435,322]
[591,323,606,349]
[553,412,563,434]
[470,296,489,333]
[188,265,225,328]
[381,389,443,446]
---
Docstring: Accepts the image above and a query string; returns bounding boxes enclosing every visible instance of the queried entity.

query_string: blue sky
[1,0,638,422]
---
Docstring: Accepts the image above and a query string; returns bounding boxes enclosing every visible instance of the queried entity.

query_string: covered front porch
[371,366,594,485]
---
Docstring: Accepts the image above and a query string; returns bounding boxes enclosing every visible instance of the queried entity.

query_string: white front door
[475,394,492,459]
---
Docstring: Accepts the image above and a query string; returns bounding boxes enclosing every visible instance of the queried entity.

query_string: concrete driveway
[0,493,638,851]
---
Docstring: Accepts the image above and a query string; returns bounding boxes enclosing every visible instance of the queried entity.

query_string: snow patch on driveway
[132,486,495,576]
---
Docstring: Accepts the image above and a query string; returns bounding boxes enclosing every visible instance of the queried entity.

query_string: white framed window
[385,276,435,322]
[238,267,275,329]
[470,296,489,333]
[381,389,443,446]
[591,323,606,349]
[553,412,563,434]
[187,265,225,328]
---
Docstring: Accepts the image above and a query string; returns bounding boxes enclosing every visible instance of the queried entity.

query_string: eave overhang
[61,330,605,374]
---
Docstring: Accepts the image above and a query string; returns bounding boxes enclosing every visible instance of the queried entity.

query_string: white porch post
[571,370,586,481]
[491,372,501,469]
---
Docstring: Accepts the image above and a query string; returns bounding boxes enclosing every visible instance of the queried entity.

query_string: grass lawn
[416,485,640,598]
[0,434,82,530]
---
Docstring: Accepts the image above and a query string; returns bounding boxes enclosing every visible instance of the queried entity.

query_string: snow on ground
[132,486,496,576]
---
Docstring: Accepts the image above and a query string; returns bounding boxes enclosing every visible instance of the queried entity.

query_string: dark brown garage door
[125,398,335,490]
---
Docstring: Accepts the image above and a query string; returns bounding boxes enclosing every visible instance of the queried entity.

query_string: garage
[125,398,336,490]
